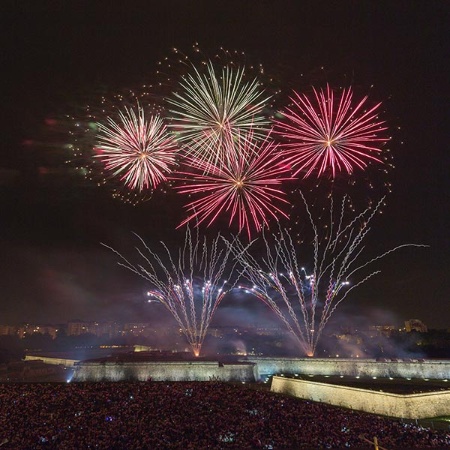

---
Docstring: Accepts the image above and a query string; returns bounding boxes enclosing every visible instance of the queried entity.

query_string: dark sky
[1,0,449,329]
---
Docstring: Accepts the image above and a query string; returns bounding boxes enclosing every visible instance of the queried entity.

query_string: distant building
[368,325,397,337]
[0,324,17,336]
[67,321,120,337]
[123,323,153,337]
[16,324,59,339]
[405,319,428,333]
[1,323,65,339]
[67,321,90,336]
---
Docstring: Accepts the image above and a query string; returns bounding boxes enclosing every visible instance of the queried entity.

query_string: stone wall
[271,376,450,419]
[248,358,450,380]
[29,355,450,382]
[25,355,78,367]
[73,361,257,382]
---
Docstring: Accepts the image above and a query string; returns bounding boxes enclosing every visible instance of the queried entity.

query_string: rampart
[271,376,450,419]
[73,360,257,382]
[59,356,450,382]
[25,355,78,367]
[247,358,450,380]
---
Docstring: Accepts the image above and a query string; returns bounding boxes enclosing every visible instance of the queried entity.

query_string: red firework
[174,131,293,239]
[275,84,389,178]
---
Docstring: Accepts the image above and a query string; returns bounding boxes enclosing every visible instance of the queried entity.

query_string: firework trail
[227,193,426,356]
[102,228,237,357]
[168,60,271,166]
[174,130,293,239]
[95,104,178,192]
[275,84,389,178]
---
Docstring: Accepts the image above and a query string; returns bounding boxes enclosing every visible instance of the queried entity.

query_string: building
[67,321,120,338]
[368,325,397,337]
[0,323,60,339]
[405,319,428,333]
[0,325,17,336]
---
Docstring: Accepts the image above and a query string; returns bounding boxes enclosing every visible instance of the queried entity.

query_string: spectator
[0,381,448,449]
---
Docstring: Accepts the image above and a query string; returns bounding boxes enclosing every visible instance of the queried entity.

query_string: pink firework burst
[95,105,178,191]
[174,131,293,239]
[275,84,389,178]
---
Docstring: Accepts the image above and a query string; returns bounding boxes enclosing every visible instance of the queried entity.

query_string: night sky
[1,1,449,330]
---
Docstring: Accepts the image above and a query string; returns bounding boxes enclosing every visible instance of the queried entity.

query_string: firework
[168,60,271,165]
[95,105,178,192]
[227,193,426,356]
[174,131,293,239]
[66,86,170,204]
[102,228,237,357]
[275,84,389,178]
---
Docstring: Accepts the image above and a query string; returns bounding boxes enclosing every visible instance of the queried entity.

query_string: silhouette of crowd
[0,381,449,449]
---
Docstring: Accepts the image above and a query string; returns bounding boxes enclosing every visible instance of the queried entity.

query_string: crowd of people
[0,381,449,449]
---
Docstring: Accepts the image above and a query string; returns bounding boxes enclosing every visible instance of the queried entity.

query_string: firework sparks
[227,193,426,356]
[174,131,293,239]
[275,84,389,178]
[102,228,237,357]
[66,85,172,204]
[168,60,271,165]
[95,105,178,191]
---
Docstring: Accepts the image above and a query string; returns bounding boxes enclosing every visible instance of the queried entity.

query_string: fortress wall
[24,355,78,367]
[73,361,256,382]
[28,354,450,381]
[248,358,450,380]
[271,376,450,419]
